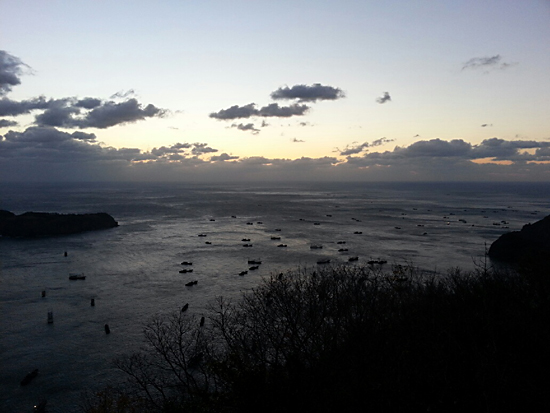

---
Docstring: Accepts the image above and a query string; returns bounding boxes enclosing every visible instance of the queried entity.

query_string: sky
[1,0,550,182]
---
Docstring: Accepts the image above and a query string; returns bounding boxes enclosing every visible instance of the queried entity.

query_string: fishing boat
[69,273,86,280]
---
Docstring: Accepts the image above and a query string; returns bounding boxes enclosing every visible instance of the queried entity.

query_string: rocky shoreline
[488,214,550,263]
[0,210,118,238]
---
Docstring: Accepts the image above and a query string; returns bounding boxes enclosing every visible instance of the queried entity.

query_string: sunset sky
[1,0,550,182]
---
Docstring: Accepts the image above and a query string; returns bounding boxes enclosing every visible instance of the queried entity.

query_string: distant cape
[488,214,550,263]
[0,210,118,238]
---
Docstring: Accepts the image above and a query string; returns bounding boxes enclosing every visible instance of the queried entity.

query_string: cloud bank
[2,127,549,182]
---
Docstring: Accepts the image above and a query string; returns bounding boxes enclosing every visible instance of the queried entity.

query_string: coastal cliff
[488,214,550,263]
[0,210,118,238]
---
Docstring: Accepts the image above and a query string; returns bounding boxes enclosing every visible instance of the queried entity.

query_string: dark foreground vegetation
[0,210,118,237]
[84,259,550,412]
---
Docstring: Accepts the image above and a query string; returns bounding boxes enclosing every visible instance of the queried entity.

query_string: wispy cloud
[110,89,137,99]
[462,55,516,71]
[339,137,394,155]
[376,92,391,104]
[231,123,260,134]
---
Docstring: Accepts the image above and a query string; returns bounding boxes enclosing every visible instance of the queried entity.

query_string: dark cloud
[462,55,515,71]
[376,92,391,104]
[210,103,309,120]
[471,138,550,161]
[150,142,193,156]
[210,153,239,162]
[340,142,369,156]
[0,50,29,96]
[33,98,167,129]
[231,123,260,134]
[73,98,167,129]
[258,103,309,117]
[209,103,258,120]
[344,138,550,169]
[371,137,394,147]
[1,94,168,129]
[339,137,394,156]
[0,119,18,127]
[191,143,218,156]
[0,96,51,116]
[75,97,102,109]
[270,83,345,102]
[34,102,81,127]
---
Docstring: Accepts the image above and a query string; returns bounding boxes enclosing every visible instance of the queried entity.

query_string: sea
[1,181,549,412]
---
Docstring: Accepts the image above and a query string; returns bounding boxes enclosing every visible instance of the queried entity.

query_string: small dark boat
[198,233,207,237]
[277,244,287,248]
[181,261,193,265]
[69,273,86,280]
[249,265,259,270]
[348,256,359,262]
[179,269,193,273]
[185,280,198,286]
[317,259,331,264]
[246,222,253,225]
[239,271,248,276]
[354,231,362,234]
[205,241,212,244]
[20,369,38,386]
[337,241,346,244]
[242,243,252,247]
[313,222,320,225]
[275,228,281,231]
[248,260,261,264]
[105,324,110,334]
[200,316,205,327]
[271,236,281,240]
[242,238,251,242]
[338,248,348,252]
[181,303,189,312]
[310,245,322,249]
[209,219,215,221]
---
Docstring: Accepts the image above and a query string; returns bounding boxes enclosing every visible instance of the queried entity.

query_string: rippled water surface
[1,181,549,412]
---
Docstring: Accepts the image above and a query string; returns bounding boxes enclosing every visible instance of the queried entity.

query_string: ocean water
[1,181,548,412]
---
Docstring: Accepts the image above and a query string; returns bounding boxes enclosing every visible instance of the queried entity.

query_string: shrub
[93,263,550,412]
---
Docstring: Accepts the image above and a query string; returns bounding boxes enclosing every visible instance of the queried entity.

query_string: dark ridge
[488,214,550,263]
[0,210,118,238]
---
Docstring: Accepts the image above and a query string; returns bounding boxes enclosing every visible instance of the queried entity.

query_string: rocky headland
[0,210,118,238]
[488,214,550,263]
